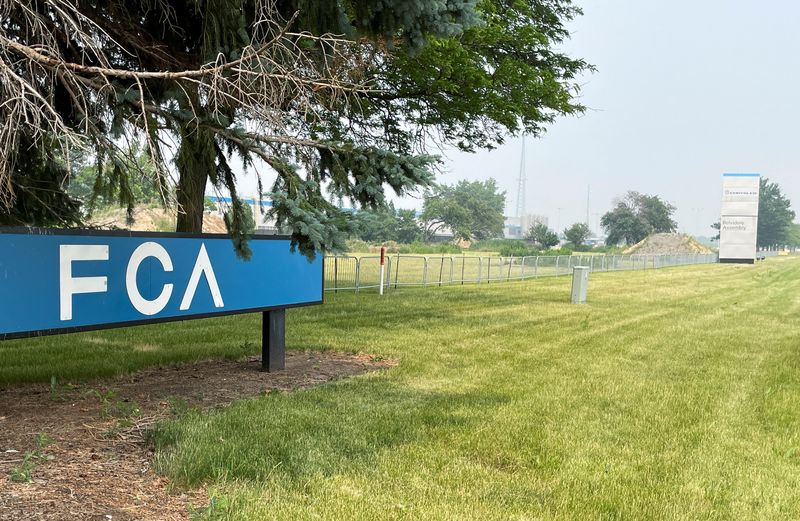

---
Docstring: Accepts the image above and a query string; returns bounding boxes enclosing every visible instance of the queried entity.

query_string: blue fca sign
[0,228,324,371]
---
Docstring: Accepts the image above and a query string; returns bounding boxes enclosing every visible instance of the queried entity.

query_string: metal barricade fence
[324,256,359,292]
[323,252,727,292]
[355,255,392,290]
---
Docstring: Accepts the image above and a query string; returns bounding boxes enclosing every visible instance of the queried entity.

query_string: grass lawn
[4,258,800,519]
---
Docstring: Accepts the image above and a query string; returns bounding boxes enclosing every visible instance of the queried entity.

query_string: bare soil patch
[0,351,394,520]
[88,207,228,234]
[623,232,713,255]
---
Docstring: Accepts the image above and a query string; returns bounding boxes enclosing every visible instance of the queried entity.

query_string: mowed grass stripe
[4,258,800,519]
[146,258,800,520]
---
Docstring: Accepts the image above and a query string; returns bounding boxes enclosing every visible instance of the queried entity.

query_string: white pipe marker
[379,246,386,296]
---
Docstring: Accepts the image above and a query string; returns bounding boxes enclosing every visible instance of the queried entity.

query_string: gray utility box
[571,266,590,304]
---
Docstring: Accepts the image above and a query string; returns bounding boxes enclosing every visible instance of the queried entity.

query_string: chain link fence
[324,253,721,293]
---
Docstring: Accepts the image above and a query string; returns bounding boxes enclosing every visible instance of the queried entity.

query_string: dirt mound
[624,233,713,255]
[88,207,227,234]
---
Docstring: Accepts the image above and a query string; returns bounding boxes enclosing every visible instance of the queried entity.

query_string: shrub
[398,242,462,254]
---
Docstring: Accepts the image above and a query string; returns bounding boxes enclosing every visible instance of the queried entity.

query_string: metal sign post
[262,309,285,372]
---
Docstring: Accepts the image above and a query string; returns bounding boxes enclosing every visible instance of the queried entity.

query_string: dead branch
[0,0,381,211]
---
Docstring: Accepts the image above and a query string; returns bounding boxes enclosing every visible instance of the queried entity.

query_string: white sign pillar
[719,173,760,264]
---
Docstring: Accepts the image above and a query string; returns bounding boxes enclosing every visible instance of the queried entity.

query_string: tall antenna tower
[515,138,527,218]
[586,185,591,227]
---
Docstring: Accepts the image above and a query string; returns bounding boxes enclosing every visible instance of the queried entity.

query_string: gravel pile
[624,233,713,255]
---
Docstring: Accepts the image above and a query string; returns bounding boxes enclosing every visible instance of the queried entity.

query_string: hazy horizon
[224,1,800,238]
[386,0,800,237]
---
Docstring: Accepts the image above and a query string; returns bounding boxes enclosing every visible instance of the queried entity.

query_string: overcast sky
[391,0,800,236]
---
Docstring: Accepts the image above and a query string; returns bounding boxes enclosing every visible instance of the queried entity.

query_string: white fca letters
[126,242,174,315]
[59,242,224,321]
[59,245,109,321]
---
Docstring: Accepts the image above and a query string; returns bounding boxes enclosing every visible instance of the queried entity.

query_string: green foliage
[711,221,721,242]
[352,204,402,243]
[421,179,506,240]
[49,376,79,402]
[470,238,523,252]
[786,224,800,248]
[494,242,576,257]
[757,178,795,248]
[68,143,169,220]
[4,0,588,260]
[564,222,591,247]
[85,388,142,419]
[469,238,503,251]
[547,246,579,256]
[349,205,422,244]
[497,241,538,257]
[344,239,462,254]
[0,137,82,227]
[189,495,230,521]
[35,432,53,450]
[526,222,560,248]
[398,242,462,254]
[224,340,258,361]
[8,432,53,483]
[381,0,591,151]
[601,191,677,246]
[396,209,423,244]
[270,182,351,258]
[287,0,482,51]
[269,149,435,257]
[343,239,373,252]
[222,196,256,260]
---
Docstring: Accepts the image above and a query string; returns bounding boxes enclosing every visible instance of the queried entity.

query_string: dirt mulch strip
[0,351,394,521]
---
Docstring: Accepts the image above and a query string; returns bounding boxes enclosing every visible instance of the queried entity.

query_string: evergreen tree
[352,205,400,243]
[0,136,82,227]
[1,0,590,257]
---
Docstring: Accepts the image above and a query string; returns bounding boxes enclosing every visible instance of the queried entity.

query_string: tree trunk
[175,127,215,233]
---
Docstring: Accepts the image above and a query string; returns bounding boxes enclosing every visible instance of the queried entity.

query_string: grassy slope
[5,259,800,519]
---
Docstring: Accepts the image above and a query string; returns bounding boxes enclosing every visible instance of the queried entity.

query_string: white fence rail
[324,253,721,293]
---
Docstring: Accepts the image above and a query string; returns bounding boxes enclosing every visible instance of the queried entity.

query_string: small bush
[398,242,462,254]
[470,238,523,253]
[344,239,372,253]
[493,243,576,257]
[8,432,53,483]
[497,242,537,257]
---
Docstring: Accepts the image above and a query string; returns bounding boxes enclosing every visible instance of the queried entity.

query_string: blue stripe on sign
[0,230,323,338]
[722,173,760,177]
